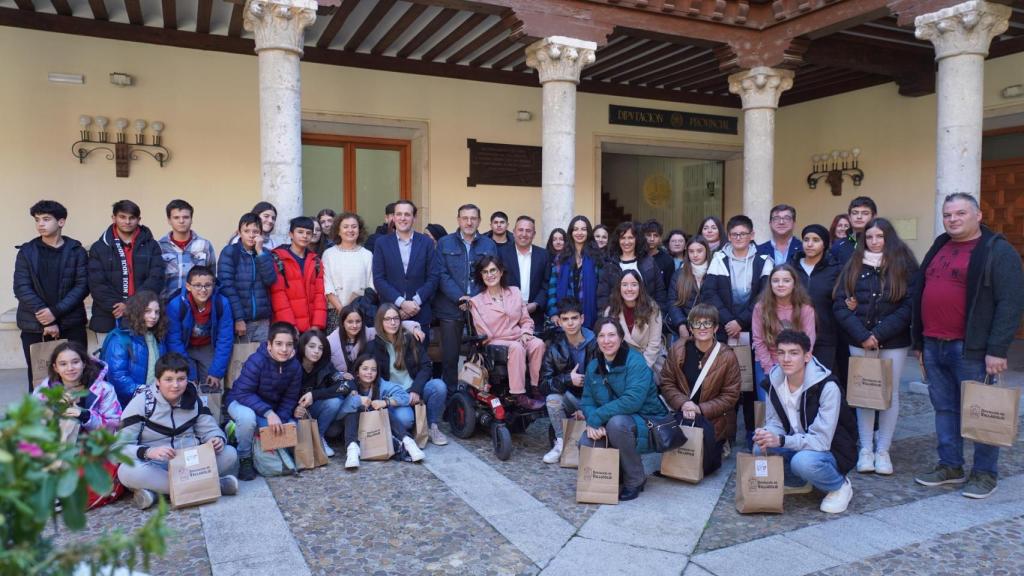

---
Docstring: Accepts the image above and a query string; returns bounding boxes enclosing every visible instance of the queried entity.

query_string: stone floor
[16,340,1024,576]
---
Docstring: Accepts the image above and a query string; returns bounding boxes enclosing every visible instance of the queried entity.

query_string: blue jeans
[421,378,447,426]
[754,362,769,402]
[309,397,344,441]
[755,446,846,492]
[923,338,1000,475]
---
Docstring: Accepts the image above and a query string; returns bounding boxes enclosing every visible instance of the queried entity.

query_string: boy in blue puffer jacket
[165,266,234,389]
[218,213,277,344]
[226,322,302,481]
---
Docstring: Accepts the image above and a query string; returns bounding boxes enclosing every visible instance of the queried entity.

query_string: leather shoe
[619,480,646,501]
[514,394,545,411]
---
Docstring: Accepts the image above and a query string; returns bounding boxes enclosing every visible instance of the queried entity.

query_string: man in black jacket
[913,193,1024,499]
[14,200,89,391]
[88,200,164,339]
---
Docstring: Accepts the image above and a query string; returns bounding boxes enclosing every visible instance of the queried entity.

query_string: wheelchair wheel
[492,423,513,461]
[448,391,477,439]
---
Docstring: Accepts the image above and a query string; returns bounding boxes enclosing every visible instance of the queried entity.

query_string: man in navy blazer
[372,200,439,329]
[756,204,802,265]
[501,216,550,330]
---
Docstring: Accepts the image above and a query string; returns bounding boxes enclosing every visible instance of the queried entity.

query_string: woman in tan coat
[604,269,665,379]
[659,303,741,464]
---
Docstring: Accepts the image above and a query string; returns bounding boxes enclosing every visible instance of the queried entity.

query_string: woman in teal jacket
[580,317,667,501]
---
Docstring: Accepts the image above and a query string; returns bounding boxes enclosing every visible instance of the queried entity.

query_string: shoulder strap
[270,251,289,287]
[689,342,721,400]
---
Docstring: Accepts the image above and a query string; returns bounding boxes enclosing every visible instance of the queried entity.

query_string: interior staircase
[600,190,633,228]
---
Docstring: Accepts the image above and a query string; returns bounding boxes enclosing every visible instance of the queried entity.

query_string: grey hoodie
[763,357,841,453]
[117,382,224,461]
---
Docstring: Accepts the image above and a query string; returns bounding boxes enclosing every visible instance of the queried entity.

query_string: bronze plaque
[467,139,542,187]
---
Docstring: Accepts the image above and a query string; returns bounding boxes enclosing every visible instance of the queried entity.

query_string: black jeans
[21,326,88,393]
[439,317,464,393]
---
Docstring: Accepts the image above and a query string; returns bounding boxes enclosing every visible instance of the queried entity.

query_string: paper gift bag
[961,379,1021,448]
[358,409,395,461]
[258,423,298,451]
[576,441,619,505]
[168,443,221,509]
[559,419,586,468]
[661,423,704,484]
[59,418,81,445]
[200,387,223,425]
[295,417,329,470]
[754,401,766,429]
[847,353,893,410]
[226,342,260,390]
[735,452,784,514]
[414,403,429,449]
[30,338,67,388]
[729,334,754,392]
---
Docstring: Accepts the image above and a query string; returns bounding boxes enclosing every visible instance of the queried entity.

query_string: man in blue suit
[501,215,550,330]
[372,199,439,330]
[756,204,802,265]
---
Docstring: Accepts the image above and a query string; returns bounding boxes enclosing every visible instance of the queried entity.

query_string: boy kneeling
[753,329,857,514]
[118,352,239,510]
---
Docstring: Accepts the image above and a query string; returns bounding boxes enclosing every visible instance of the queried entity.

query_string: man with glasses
[434,204,497,392]
[165,265,234,391]
[757,204,801,265]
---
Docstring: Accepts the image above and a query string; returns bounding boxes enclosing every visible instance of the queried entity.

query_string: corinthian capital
[727,67,794,110]
[525,36,598,85]
[244,0,317,56]
[915,0,1010,60]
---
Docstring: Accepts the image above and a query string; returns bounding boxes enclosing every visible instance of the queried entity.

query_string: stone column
[915,0,1010,234]
[728,67,793,242]
[244,0,316,242]
[526,37,597,240]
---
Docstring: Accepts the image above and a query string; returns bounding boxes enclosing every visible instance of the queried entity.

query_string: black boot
[238,457,257,481]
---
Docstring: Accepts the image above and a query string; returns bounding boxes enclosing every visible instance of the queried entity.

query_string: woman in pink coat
[469,255,546,411]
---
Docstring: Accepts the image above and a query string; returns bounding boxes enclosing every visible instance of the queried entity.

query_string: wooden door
[980,157,1024,338]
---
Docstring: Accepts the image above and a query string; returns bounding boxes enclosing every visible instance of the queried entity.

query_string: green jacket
[581,346,667,454]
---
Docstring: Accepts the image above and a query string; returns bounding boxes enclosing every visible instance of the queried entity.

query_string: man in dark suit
[371,200,439,329]
[756,204,802,266]
[501,215,550,330]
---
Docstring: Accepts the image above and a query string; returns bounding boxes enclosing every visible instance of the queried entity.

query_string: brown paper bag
[59,418,81,445]
[358,409,395,461]
[226,342,260,390]
[295,417,329,470]
[168,443,221,509]
[200,389,223,425]
[414,403,429,449]
[847,353,893,410]
[258,422,298,451]
[660,424,704,483]
[961,379,1021,448]
[576,441,619,505]
[729,334,753,392]
[754,401,766,429]
[735,452,784,514]
[559,418,586,468]
[30,338,67,387]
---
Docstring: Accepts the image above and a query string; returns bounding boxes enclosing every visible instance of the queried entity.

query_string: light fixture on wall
[74,115,169,178]
[807,148,863,196]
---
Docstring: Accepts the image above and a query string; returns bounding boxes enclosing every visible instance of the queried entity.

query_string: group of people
[16,188,1021,513]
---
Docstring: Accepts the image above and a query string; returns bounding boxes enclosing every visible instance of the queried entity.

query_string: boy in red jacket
[269,217,327,332]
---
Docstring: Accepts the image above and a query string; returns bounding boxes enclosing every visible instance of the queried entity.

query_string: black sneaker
[238,457,257,481]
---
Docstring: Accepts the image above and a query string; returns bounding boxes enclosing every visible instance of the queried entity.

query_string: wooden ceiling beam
[124,0,143,25]
[650,58,719,88]
[578,39,652,78]
[370,3,427,55]
[420,12,487,62]
[227,1,243,37]
[344,0,397,52]
[14,0,34,11]
[468,34,518,66]
[782,75,892,106]
[195,0,212,34]
[50,0,71,16]
[87,0,107,20]
[315,0,359,49]
[598,45,688,83]
[491,43,525,69]
[629,48,711,86]
[161,0,176,29]
[396,7,457,58]
[445,11,517,64]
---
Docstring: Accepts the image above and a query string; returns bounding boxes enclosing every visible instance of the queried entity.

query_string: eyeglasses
[689,320,715,330]
[189,283,213,291]
[481,268,500,276]
[771,215,793,223]
[729,231,750,239]
[383,316,401,323]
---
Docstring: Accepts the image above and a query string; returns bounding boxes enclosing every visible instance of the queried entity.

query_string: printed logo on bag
[364,429,382,439]
[968,403,1006,421]
[673,446,696,457]
[860,377,882,389]
[747,477,780,491]
[755,460,768,478]
[583,466,614,481]
[184,448,199,467]
[175,464,214,482]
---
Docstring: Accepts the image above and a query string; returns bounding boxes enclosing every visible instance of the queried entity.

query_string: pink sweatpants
[490,338,545,394]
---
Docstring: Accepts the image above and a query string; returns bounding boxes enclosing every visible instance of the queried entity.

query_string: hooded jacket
[226,345,302,423]
[701,244,772,338]
[762,358,858,475]
[833,260,918,349]
[217,242,277,323]
[165,290,234,381]
[581,346,667,454]
[100,328,168,408]
[539,327,597,396]
[158,231,217,301]
[88,225,165,333]
[36,359,121,433]
[659,341,741,442]
[269,246,327,333]
[117,381,224,462]
[14,236,90,332]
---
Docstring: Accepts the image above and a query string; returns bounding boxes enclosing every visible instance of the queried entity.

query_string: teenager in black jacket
[791,224,842,371]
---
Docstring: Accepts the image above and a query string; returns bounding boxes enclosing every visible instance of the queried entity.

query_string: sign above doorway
[608,105,738,135]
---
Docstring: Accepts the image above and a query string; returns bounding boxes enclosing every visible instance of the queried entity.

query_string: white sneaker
[402,436,425,462]
[323,443,336,458]
[132,489,156,510]
[820,478,853,514]
[345,442,361,469]
[856,449,875,473]
[428,424,449,446]
[543,438,564,464]
[874,451,893,475]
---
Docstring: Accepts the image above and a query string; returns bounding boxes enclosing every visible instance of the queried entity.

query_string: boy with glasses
[165,266,234,391]
[756,204,801,265]
[159,199,217,301]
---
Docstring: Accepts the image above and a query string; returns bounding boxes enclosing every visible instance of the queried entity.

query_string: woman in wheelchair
[469,255,546,411]
[604,269,666,380]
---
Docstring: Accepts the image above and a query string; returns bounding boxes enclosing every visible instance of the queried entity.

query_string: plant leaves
[56,467,79,498]
[31,475,57,519]
[60,482,88,530]
[83,461,112,496]
[0,449,12,463]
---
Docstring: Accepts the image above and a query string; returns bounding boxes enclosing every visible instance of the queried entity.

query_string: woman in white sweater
[322,212,374,335]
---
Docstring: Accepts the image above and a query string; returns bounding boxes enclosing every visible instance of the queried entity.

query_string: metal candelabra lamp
[74,116,170,177]
[807,148,863,196]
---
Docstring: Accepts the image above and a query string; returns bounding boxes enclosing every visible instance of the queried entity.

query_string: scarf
[691,261,709,281]
[862,251,884,268]
[111,226,131,300]
[556,255,598,330]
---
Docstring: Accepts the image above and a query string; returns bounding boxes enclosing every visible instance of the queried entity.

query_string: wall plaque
[608,105,738,135]
[467,139,542,187]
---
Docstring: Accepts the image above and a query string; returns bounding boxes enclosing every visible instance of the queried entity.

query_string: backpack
[132,383,202,445]
[270,250,321,289]
[253,436,297,476]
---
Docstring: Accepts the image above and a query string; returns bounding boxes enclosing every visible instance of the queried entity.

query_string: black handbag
[646,412,688,452]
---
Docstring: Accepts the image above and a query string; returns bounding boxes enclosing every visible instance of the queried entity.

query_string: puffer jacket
[539,328,597,396]
[355,378,410,405]
[158,232,217,301]
[666,266,705,332]
[596,256,668,317]
[269,246,327,332]
[217,242,277,323]
[791,252,842,348]
[36,359,121,432]
[88,225,164,333]
[165,290,234,381]
[659,341,740,442]
[833,260,918,349]
[371,332,433,397]
[581,346,667,454]
[225,344,302,423]
[117,381,224,461]
[100,328,167,407]
[14,237,89,332]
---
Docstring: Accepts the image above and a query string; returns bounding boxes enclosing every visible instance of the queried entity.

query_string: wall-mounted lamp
[74,115,169,178]
[807,148,863,196]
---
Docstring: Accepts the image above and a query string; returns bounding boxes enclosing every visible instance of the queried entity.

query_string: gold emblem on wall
[643,174,672,208]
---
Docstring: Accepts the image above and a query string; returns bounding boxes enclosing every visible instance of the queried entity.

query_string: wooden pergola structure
[2,0,1022,107]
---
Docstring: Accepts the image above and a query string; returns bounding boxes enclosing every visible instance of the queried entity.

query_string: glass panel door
[301,135,410,218]
[355,148,401,226]
[302,145,344,217]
